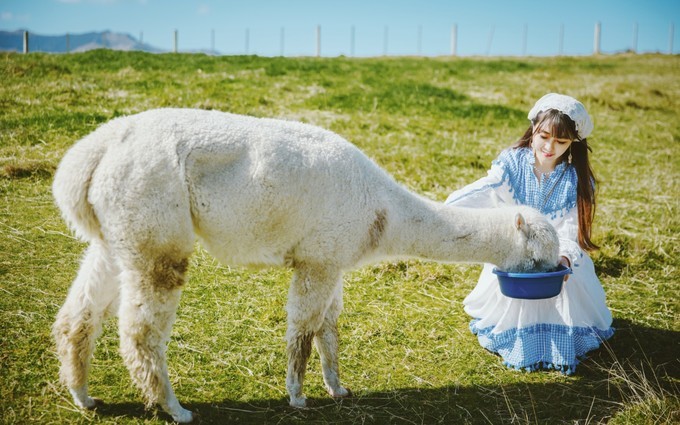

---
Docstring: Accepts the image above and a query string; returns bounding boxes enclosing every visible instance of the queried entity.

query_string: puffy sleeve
[552,205,584,268]
[444,151,516,208]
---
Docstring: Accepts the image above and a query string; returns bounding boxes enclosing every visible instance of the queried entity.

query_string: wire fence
[16,22,677,57]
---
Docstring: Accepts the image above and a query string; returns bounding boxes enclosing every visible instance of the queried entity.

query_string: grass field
[0,50,678,424]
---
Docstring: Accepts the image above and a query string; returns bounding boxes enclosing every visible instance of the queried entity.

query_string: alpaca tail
[52,121,120,242]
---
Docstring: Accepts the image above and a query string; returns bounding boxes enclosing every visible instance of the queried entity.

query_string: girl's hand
[559,256,571,282]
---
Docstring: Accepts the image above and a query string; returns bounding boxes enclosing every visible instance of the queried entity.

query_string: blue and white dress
[445,147,614,374]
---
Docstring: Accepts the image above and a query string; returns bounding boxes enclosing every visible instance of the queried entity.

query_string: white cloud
[1,11,29,22]
[197,4,210,15]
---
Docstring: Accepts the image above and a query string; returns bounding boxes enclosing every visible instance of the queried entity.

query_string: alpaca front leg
[314,288,351,399]
[118,259,193,423]
[52,242,119,409]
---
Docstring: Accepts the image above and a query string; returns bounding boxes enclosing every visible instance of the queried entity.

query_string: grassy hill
[1,50,678,424]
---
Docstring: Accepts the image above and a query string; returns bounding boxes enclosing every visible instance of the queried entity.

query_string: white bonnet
[528,93,593,139]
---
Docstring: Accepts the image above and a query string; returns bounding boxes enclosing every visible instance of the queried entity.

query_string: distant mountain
[0,30,164,53]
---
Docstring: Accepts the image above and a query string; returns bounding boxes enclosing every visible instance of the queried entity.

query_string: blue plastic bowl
[492,264,572,299]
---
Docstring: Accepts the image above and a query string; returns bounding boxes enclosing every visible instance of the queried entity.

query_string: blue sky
[1,0,678,56]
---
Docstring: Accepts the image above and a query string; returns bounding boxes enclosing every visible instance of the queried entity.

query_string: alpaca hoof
[88,398,105,409]
[330,387,353,399]
[171,408,194,423]
[73,396,97,409]
[78,397,104,410]
[69,388,102,410]
[289,396,307,409]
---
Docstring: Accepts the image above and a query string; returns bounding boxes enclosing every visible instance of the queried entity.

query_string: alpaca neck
[380,193,507,265]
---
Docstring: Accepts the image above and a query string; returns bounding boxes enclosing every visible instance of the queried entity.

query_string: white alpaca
[52,108,559,423]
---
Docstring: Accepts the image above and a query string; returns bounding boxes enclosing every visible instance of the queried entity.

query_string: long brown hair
[514,109,599,251]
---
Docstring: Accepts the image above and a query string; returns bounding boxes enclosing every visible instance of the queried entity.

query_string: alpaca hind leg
[314,285,351,398]
[52,241,120,409]
[285,266,341,408]
[117,251,193,423]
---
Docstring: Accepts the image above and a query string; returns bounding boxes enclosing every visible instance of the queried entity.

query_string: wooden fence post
[245,28,250,54]
[485,25,495,56]
[23,31,29,54]
[593,22,601,55]
[280,27,285,56]
[316,25,321,57]
[669,23,675,54]
[383,26,389,56]
[350,25,355,57]
[173,29,178,53]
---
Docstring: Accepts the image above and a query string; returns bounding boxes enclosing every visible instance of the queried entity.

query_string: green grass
[1,50,678,424]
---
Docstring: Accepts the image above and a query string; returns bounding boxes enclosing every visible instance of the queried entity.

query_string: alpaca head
[497,207,560,273]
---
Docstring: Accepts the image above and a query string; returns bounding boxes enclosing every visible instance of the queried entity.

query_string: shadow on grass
[93,319,678,424]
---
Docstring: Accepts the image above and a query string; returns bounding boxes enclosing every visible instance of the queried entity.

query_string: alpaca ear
[515,213,529,237]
